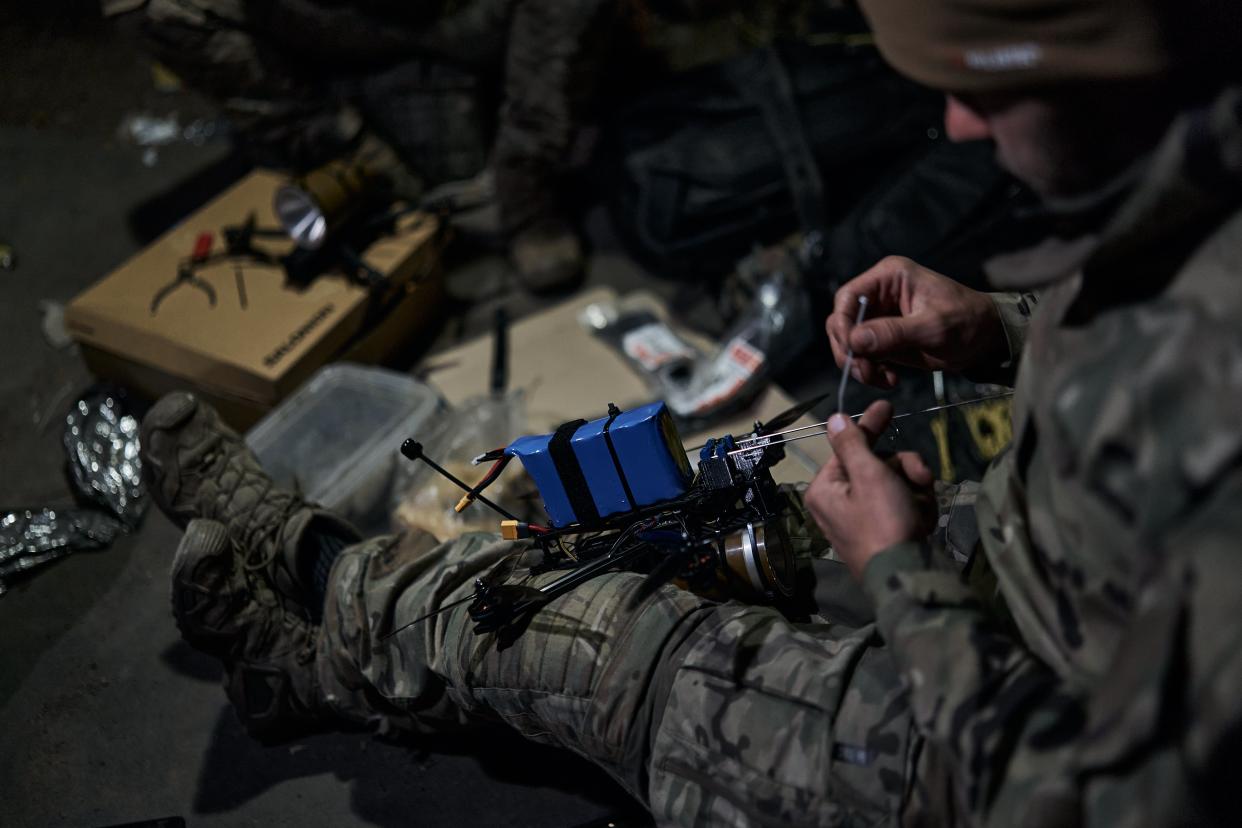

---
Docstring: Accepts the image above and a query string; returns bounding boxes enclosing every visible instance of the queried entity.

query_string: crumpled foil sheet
[63,390,147,526]
[0,508,125,596]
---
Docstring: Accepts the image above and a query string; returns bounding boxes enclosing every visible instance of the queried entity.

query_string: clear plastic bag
[580,247,813,424]
[390,392,537,540]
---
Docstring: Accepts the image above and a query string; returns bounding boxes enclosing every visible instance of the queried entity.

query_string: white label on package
[622,323,696,372]
[667,336,768,417]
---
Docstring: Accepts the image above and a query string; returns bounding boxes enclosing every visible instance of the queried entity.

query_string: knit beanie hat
[857,0,1171,92]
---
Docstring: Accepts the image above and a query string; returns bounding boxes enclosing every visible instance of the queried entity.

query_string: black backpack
[603,40,1047,305]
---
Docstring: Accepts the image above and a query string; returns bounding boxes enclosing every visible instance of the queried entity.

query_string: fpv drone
[391,395,830,637]
[391,390,1012,638]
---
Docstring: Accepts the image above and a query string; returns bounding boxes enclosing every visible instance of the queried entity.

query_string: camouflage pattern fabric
[143,0,372,171]
[488,0,617,233]
[316,524,923,825]
[140,0,615,225]
[861,86,1242,826]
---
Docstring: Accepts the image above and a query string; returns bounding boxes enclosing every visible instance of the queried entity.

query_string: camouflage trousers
[316,530,908,825]
[312,483,979,827]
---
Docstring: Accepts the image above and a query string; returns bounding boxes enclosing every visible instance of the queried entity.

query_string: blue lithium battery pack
[505,402,692,528]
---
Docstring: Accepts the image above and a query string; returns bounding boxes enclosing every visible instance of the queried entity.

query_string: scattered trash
[39,300,74,350]
[149,61,184,93]
[63,389,147,527]
[246,365,440,535]
[392,392,532,540]
[32,378,77,433]
[120,112,181,148]
[1,389,148,595]
[0,508,125,596]
[117,112,229,166]
[581,248,812,424]
[181,117,225,146]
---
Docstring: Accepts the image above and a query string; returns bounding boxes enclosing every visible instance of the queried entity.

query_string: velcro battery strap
[602,410,638,510]
[549,419,600,525]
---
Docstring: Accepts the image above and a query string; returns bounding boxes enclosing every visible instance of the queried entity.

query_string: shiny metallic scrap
[0,508,125,594]
[62,392,147,526]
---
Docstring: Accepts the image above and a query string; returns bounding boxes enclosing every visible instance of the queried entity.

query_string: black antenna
[400,439,520,522]
[380,590,480,641]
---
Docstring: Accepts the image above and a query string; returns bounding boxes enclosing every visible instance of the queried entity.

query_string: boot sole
[170,519,237,656]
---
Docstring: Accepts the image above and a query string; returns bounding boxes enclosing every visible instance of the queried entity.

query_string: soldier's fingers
[829,270,884,361]
[892,451,934,488]
[849,352,869,384]
[835,257,914,317]
[819,454,848,485]
[806,458,852,534]
[855,399,894,446]
[827,310,873,371]
[826,409,886,475]
[848,315,942,359]
[851,358,898,389]
[848,355,879,386]
[826,315,849,369]
[832,277,865,319]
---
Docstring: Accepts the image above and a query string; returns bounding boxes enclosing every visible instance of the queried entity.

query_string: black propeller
[758,390,834,435]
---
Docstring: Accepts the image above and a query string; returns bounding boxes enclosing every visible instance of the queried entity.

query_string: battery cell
[505,401,692,527]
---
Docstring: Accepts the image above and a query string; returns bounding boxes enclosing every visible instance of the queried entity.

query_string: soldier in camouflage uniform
[138,0,617,290]
[141,0,1242,824]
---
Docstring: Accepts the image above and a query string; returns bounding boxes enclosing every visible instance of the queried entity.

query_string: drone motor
[719,520,796,600]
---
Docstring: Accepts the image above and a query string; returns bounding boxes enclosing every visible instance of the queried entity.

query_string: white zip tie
[836,296,869,416]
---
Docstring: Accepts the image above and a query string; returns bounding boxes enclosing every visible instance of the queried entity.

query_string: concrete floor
[0,9,661,828]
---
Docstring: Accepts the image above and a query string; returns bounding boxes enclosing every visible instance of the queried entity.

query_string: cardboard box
[66,170,444,428]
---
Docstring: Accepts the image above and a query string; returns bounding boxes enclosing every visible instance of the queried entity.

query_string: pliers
[150,232,218,315]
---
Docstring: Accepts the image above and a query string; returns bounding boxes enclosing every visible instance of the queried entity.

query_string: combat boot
[172,519,325,739]
[141,391,358,610]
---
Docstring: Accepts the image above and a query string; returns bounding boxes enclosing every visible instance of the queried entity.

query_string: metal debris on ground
[580,251,812,424]
[117,112,228,166]
[0,508,125,596]
[119,112,181,147]
[63,390,147,527]
[39,300,74,350]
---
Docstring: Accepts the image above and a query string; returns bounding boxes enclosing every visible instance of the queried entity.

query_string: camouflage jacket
[864,87,1242,827]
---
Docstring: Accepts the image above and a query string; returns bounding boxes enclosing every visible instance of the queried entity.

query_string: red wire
[478,456,509,488]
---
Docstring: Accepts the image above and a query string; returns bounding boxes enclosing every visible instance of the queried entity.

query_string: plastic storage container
[246,363,441,534]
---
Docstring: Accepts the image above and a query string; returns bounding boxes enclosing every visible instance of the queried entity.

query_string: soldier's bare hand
[804,400,935,579]
[826,256,1007,388]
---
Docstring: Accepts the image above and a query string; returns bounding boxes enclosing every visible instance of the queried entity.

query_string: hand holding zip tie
[805,399,936,578]
[826,257,1010,388]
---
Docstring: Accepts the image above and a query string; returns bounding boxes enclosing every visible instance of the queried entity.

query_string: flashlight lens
[274,185,327,250]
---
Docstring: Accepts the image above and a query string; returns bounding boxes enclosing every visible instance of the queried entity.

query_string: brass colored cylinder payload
[720,521,796,600]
